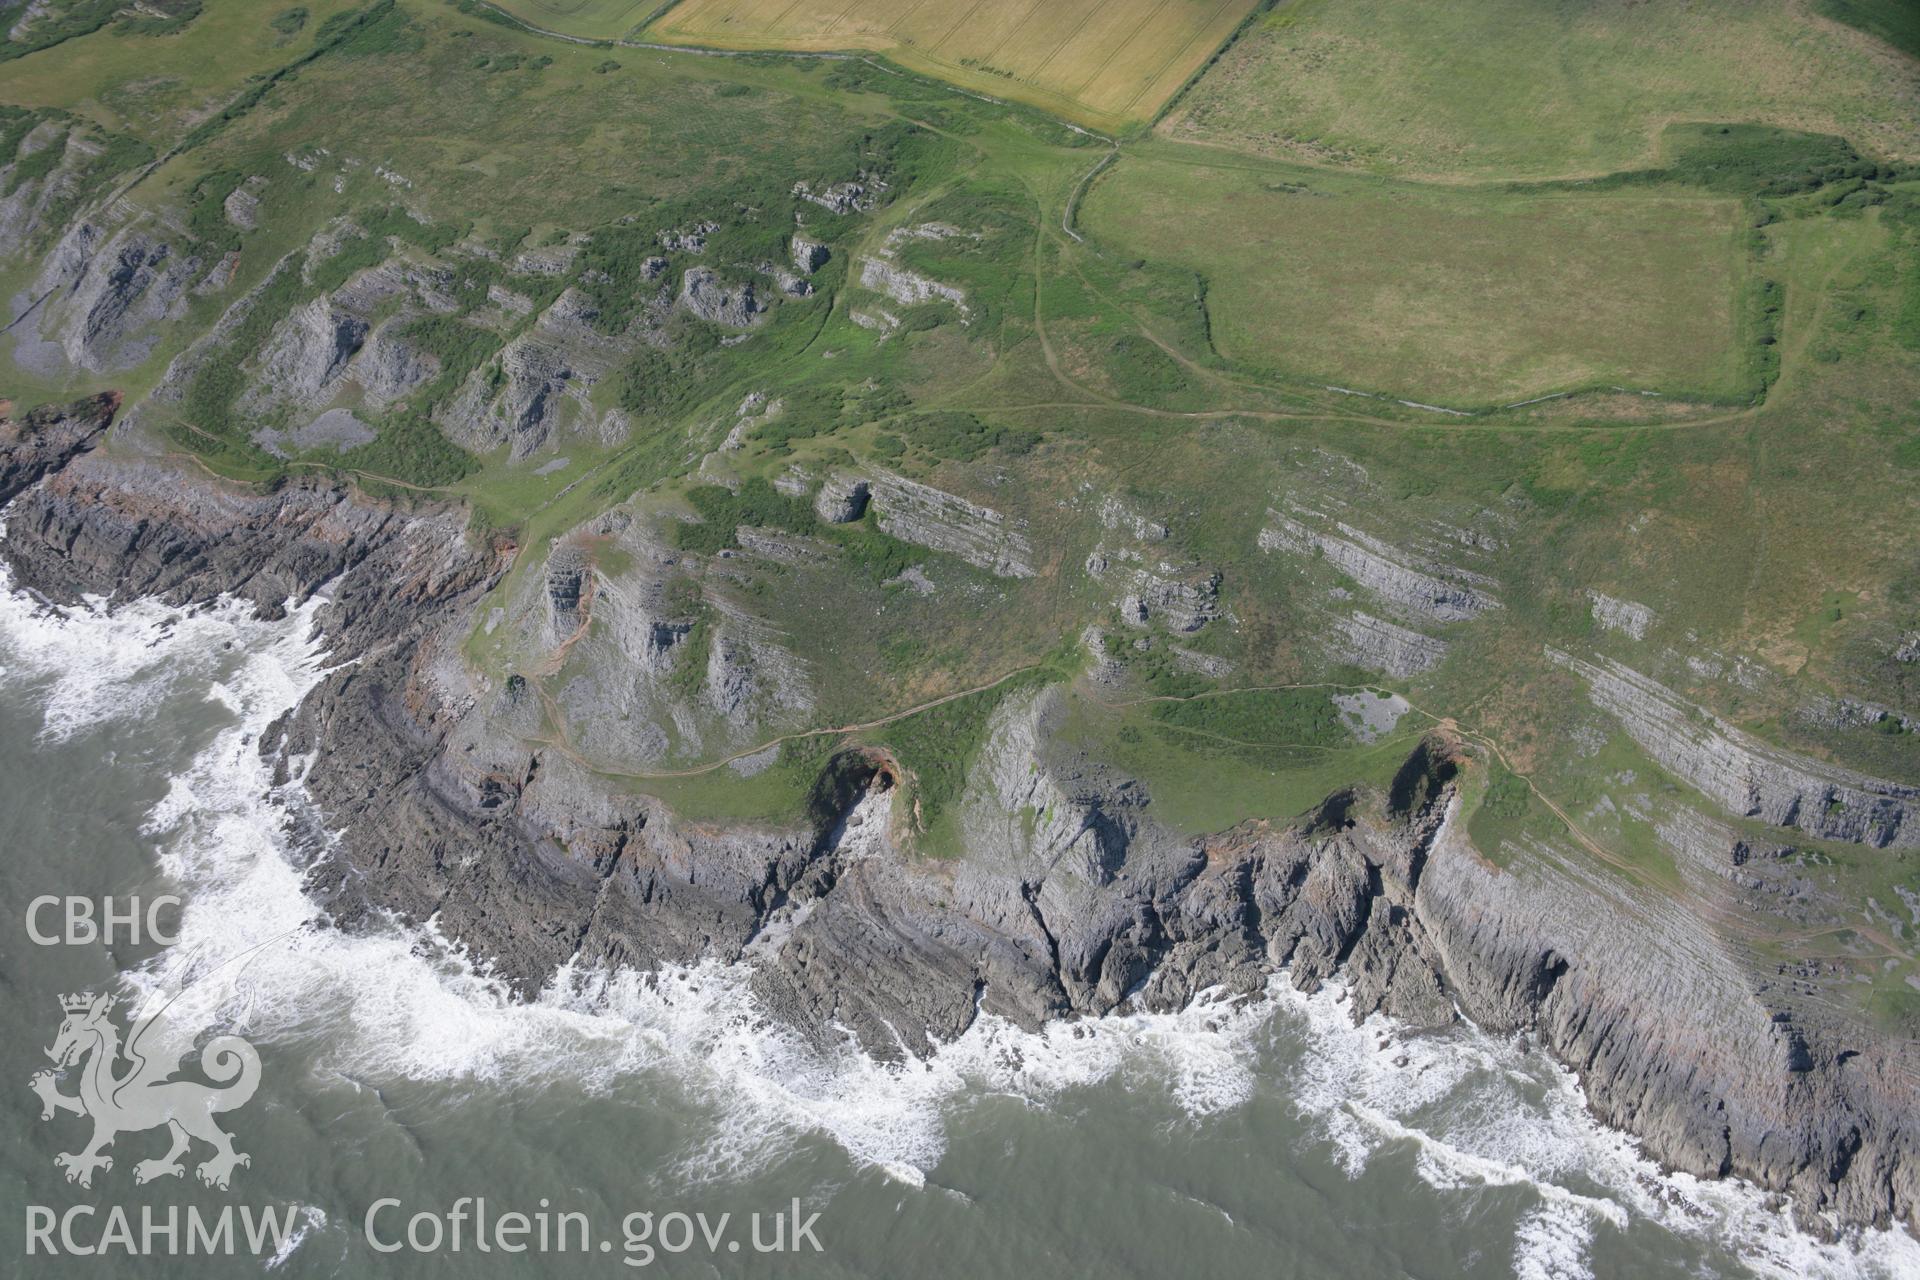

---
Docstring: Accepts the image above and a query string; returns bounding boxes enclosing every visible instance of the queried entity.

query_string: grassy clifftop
[2,0,1917,1033]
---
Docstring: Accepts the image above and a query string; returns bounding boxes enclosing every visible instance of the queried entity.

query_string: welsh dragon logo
[30,990,261,1190]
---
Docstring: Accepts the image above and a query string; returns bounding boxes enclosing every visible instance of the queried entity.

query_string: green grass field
[1818,0,1920,60]
[639,0,1261,131]
[0,0,367,141]
[488,0,656,39]
[6,0,1920,1034]
[206,12,898,231]
[1164,0,1920,179]
[1079,151,1752,406]
[1062,687,1427,836]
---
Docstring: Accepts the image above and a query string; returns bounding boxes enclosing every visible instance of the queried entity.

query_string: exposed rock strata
[0,392,118,506]
[792,175,883,215]
[813,473,869,524]
[1330,610,1449,678]
[1416,822,1919,1233]
[1,441,489,635]
[1084,496,1217,633]
[1116,567,1220,632]
[21,218,200,374]
[856,256,968,318]
[0,123,87,258]
[864,469,1033,579]
[1551,649,1919,848]
[1589,589,1655,640]
[223,182,263,232]
[440,287,625,459]
[679,268,762,329]
[0,409,1913,1239]
[249,296,368,408]
[1260,507,1498,623]
[790,235,829,274]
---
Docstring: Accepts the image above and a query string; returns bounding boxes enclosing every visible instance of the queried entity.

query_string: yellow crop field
[643,0,1262,130]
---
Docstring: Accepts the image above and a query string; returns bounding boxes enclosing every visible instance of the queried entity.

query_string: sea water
[0,579,1915,1279]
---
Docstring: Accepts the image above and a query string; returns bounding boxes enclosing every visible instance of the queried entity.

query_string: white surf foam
[28,577,1273,1197]
[1266,977,1920,1280]
[3,576,1917,1279]
[263,1205,329,1271]
[0,559,308,743]
[1512,1201,1596,1280]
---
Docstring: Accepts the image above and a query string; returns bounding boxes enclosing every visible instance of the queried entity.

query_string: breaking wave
[1,571,1915,1280]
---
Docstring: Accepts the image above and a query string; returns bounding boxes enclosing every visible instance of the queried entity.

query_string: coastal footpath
[2,396,1914,1238]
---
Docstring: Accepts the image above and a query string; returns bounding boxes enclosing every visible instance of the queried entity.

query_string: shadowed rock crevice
[0,405,1914,1237]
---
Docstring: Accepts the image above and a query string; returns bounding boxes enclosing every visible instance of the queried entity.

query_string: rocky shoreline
[1,396,1915,1240]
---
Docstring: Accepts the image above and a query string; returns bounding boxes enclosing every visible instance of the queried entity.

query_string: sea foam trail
[1267,965,1920,1279]
[1,576,1916,1280]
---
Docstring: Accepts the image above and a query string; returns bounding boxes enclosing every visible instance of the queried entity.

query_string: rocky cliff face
[1416,824,1920,1231]
[0,404,1914,1238]
[1,445,488,634]
[1552,649,1920,848]
[248,296,369,410]
[438,285,631,460]
[0,392,118,507]
[1330,609,1450,678]
[1260,506,1499,623]
[15,217,201,376]
[678,268,762,330]
[863,468,1035,578]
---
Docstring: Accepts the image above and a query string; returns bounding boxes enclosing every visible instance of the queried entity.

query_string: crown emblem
[35,984,260,1191]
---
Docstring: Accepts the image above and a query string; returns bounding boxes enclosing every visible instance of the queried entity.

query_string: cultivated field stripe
[986,0,1105,83]
[826,0,872,38]
[761,0,816,37]
[719,0,782,33]
[977,0,1051,67]
[932,0,993,54]
[883,0,941,42]
[1066,0,1175,98]
[1120,0,1242,113]
[1027,0,1108,82]
[643,0,1259,125]
[664,0,739,34]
